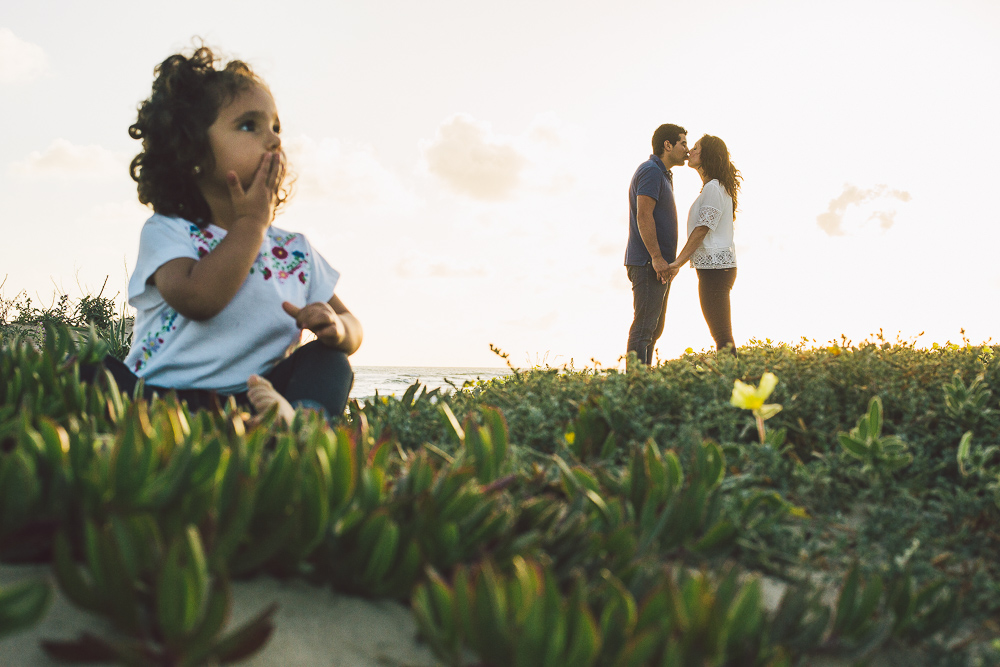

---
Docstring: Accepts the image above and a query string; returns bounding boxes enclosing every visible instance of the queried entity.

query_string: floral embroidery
[189,224,222,257]
[133,308,179,372]
[249,232,310,285]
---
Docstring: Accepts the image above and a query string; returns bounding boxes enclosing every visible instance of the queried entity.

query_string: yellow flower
[730,372,778,411]
[685,347,694,354]
[789,505,811,519]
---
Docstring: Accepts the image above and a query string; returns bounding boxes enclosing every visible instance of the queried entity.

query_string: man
[624,124,688,366]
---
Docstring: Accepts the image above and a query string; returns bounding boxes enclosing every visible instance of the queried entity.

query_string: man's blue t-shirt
[624,154,677,265]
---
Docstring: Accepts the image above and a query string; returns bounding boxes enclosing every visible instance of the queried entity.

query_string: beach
[350,366,513,401]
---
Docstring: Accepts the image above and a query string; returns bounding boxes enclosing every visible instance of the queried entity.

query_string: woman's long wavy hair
[699,135,741,218]
[129,45,292,226]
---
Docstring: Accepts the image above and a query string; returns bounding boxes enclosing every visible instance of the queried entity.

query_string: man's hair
[129,44,292,226]
[651,124,686,157]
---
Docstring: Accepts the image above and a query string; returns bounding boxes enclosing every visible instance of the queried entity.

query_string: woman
[668,135,741,354]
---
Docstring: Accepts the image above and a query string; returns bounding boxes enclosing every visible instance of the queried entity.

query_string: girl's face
[688,140,702,169]
[201,83,282,194]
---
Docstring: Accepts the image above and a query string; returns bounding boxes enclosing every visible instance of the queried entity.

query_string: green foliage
[45,522,276,665]
[0,577,52,640]
[563,396,619,462]
[3,324,1000,665]
[413,558,601,667]
[838,396,914,478]
[944,372,994,429]
[415,558,962,667]
[312,409,519,600]
[612,567,783,667]
[0,282,133,361]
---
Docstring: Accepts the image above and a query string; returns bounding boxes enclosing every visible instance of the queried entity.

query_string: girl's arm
[154,153,280,321]
[669,226,710,271]
[153,226,265,320]
[282,295,363,355]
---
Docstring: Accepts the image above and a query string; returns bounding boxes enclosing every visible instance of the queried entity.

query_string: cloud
[0,28,48,83]
[521,112,580,194]
[422,114,527,200]
[527,112,564,147]
[8,139,124,180]
[284,135,417,209]
[868,210,897,231]
[817,184,912,236]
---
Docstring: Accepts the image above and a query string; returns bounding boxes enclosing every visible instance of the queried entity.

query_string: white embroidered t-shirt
[124,214,339,393]
[685,179,736,269]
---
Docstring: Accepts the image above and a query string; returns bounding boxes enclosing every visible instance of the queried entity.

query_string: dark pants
[697,267,737,354]
[81,341,354,418]
[626,263,671,365]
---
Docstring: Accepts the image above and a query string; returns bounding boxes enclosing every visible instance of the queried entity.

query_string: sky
[1,0,999,367]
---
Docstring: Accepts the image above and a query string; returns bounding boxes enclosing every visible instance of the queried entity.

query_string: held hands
[226,152,281,232]
[665,261,681,283]
[282,301,347,349]
[651,256,676,285]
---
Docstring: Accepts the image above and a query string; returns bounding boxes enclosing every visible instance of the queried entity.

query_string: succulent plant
[0,577,51,640]
[623,439,739,557]
[440,403,511,485]
[46,521,276,665]
[0,322,990,663]
[0,324,111,423]
[315,437,517,599]
[412,557,601,667]
[563,396,617,462]
[606,566,773,667]
[226,417,357,577]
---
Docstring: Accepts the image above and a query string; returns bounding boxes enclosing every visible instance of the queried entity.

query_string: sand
[0,565,450,667]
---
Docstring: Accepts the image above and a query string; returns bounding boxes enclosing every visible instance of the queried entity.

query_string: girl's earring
[192,165,202,176]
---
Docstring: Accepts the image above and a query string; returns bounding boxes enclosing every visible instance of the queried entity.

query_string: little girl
[89,45,361,423]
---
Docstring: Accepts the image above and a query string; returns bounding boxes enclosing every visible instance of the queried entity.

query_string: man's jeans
[626,263,670,365]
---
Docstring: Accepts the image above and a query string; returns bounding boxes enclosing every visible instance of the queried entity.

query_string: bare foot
[246,375,295,426]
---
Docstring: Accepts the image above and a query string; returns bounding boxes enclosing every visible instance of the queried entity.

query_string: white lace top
[686,179,736,269]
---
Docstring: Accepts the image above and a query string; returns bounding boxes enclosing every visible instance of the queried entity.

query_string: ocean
[349,366,514,401]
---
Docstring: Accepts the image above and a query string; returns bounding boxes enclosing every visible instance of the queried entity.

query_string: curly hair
[129,45,292,226]
[699,135,741,217]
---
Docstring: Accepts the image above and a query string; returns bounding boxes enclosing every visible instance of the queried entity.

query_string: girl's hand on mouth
[228,151,281,233]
